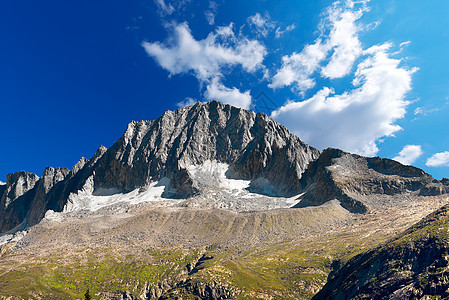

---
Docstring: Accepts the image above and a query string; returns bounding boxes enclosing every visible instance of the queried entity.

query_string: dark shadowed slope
[315,203,449,299]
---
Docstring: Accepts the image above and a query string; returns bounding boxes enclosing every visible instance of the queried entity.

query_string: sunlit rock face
[93,100,320,197]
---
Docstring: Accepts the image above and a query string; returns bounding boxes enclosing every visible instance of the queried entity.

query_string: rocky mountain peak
[0,101,447,235]
[297,148,449,213]
[1,171,39,208]
[93,101,320,196]
[70,157,88,177]
[40,167,70,194]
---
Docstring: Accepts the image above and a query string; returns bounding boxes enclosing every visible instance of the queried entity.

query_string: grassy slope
[0,229,392,299]
[0,196,447,299]
[315,204,449,299]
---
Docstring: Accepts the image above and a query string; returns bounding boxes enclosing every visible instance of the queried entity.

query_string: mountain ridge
[0,101,448,234]
[1,101,449,299]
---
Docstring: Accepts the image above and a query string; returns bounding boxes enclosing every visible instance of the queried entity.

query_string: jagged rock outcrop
[0,171,40,232]
[1,101,448,234]
[0,171,39,209]
[93,101,320,197]
[27,167,70,226]
[0,147,107,233]
[297,148,449,213]
[314,204,449,299]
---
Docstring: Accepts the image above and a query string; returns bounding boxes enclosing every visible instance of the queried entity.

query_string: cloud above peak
[145,0,417,157]
[142,22,266,109]
[271,43,415,156]
[142,23,266,82]
[269,0,367,94]
[393,145,423,165]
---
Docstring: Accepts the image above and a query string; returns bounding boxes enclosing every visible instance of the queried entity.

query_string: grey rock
[0,171,39,209]
[0,146,108,233]
[296,148,449,213]
[70,157,88,177]
[0,171,39,232]
[27,167,70,226]
[1,101,448,235]
[93,101,319,196]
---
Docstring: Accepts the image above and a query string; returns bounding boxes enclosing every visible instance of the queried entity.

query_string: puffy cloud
[269,0,367,94]
[392,145,423,165]
[271,43,415,156]
[204,78,252,109]
[142,23,266,82]
[269,42,327,94]
[247,13,275,38]
[426,152,449,167]
[275,24,296,39]
[143,22,266,109]
[320,6,364,79]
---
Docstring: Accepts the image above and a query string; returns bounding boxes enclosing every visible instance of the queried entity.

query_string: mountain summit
[0,101,448,234]
[0,101,320,233]
[1,101,449,299]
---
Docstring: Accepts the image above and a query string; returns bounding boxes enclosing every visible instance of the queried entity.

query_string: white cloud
[426,152,449,167]
[275,24,296,39]
[142,22,266,109]
[142,23,266,81]
[154,0,174,15]
[413,106,439,117]
[205,78,252,109]
[269,0,368,94]
[320,6,364,79]
[271,43,415,156]
[176,97,198,108]
[269,41,327,94]
[392,145,423,165]
[205,0,219,25]
[247,13,275,38]
[205,11,216,25]
[143,23,266,82]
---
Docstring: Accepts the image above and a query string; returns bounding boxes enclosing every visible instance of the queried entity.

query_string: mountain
[297,148,449,213]
[92,100,319,196]
[314,203,449,299]
[1,101,448,234]
[0,101,320,233]
[0,101,448,299]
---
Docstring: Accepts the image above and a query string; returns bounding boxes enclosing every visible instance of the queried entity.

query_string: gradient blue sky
[1,0,448,181]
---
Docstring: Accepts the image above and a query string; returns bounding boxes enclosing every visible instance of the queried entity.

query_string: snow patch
[0,230,27,247]
[63,176,175,213]
[0,181,5,186]
[44,210,65,222]
[50,160,303,216]
[184,160,304,210]
[187,160,250,192]
[0,234,13,246]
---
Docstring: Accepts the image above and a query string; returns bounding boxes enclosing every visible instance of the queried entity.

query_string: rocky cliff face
[0,171,40,232]
[0,101,448,234]
[0,171,39,209]
[93,101,320,197]
[296,148,449,213]
[0,147,107,233]
[314,204,449,299]
[0,102,319,233]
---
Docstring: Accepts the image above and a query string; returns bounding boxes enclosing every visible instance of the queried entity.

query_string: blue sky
[1,0,448,181]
